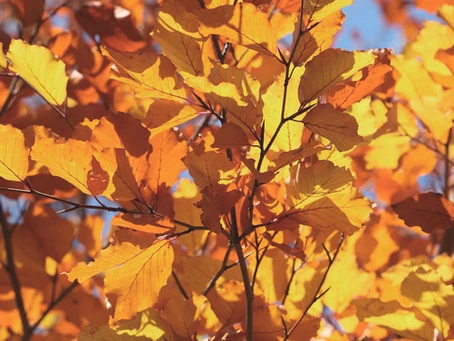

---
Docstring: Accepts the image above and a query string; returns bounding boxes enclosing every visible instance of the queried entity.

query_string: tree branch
[0,203,31,337]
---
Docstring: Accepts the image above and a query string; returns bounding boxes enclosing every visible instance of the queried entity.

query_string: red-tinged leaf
[326,51,394,109]
[76,3,146,52]
[392,192,454,233]
[212,122,250,149]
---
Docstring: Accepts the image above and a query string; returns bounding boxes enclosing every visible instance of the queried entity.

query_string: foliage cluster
[0,0,454,340]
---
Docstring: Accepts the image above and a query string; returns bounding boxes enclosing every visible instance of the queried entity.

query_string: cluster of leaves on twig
[0,0,454,340]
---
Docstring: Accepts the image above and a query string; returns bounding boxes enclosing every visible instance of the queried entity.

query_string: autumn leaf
[401,266,454,337]
[0,124,29,182]
[30,136,107,195]
[102,47,187,102]
[299,49,375,104]
[68,234,174,321]
[284,161,371,234]
[355,299,435,341]
[7,39,68,106]
[153,0,212,77]
[291,10,345,66]
[392,192,454,233]
[302,104,364,151]
[79,309,175,340]
[304,0,353,22]
[198,3,278,56]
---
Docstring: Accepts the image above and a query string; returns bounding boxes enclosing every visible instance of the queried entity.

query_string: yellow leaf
[292,10,345,66]
[102,47,187,102]
[78,215,105,258]
[401,266,454,337]
[365,133,411,170]
[173,179,208,255]
[141,100,199,136]
[250,248,293,303]
[322,248,375,313]
[183,143,236,193]
[79,309,175,341]
[153,0,212,78]
[299,49,375,104]
[198,3,278,57]
[409,95,454,143]
[0,43,6,71]
[7,39,68,105]
[68,236,174,321]
[409,21,454,76]
[0,124,29,182]
[285,161,371,234]
[302,104,364,151]
[147,129,188,192]
[392,55,442,100]
[30,137,103,195]
[355,299,435,341]
[112,213,174,234]
[304,0,353,22]
[439,5,454,30]
[260,73,302,151]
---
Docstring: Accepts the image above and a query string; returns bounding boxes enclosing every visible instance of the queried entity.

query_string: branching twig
[284,233,344,340]
[25,281,79,341]
[203,243,235,295]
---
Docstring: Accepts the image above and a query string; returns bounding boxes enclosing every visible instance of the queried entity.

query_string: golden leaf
[299,49,375,104]
[198,3,278,56]
[302,104,364,151]
[68,236,174,321]
[7,39,68,105]
[0,124,29,182]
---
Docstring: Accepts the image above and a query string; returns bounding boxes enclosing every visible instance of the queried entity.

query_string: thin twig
[172,270,189,300]
[203,243,234,295]
[25,281,79,340]
[284,233,344,340]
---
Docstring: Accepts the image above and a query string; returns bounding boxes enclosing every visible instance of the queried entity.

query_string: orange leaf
[392,192,454,233]
[212,122,250,149]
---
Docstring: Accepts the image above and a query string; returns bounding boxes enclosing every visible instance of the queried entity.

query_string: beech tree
[0,0,453,340]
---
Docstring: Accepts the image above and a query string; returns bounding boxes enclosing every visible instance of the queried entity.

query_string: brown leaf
[392,192,454,233]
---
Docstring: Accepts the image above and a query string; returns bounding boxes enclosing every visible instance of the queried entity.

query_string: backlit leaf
[401,266,454,337]
[68,235,174,321]
[284,161,371,234]
[102,47,187,102]
[302,104,364,151]
[7,39,68,106]
[299,49,375,104]
[304,0,353,22]
[198,3,278,56]
[0,124,29,182]
[153,0,211,78]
